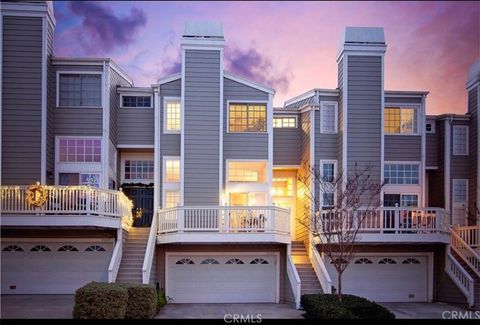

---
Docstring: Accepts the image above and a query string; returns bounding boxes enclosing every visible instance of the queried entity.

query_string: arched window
[402,258,421,264]
[58,245,79,252]
[330,257,348,264]
[85,245,106,252]
[200,258,220,264]
[250,258,269,264]
[2,245,24,252]
[176,258,195,265]
[31,245,51,252]
[226,258,244,264]
[379,258,397,264]
[354,258,373,264]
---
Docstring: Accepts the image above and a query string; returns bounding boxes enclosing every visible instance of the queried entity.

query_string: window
[226,258,244,264]
[122,96,151,108]
[402,258,421,264]
[273,117,297,128]
[201,258,220,264]
[425,122,435,133]
[227,161,267,183]
[164,99,181,132]
[250,258,269,264]
[176,258,195,265]
[320,102,338,134]
[453,179,468,203]
[453,126,468,155]
[31,245,51,252]
[228,103,267,132]
[272,178,293,196]
[354,258,373,264]
[320,161,336,209]
[384,163,419,185]
[58,138,101,163]
[165,191,180,208]
[165,158,180,182]
[86,245,106,252]
[383,194,418,207]
[321,163,335,182]
[401,194,418,207]
[322,193,335,209]
[229,192,266,206]
[59,173,100,187]
[125,160,154,180]
[58,245,79,252]
[58,73,101,107]
[384,107,418,134]
[379,258,397,264]
[3,245,24,252]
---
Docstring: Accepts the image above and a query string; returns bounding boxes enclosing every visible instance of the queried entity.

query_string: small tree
[298,162,385,302]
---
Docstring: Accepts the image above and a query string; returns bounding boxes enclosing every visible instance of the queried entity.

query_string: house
[1,1,479,309]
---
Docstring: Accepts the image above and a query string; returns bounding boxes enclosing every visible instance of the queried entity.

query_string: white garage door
[326,255,428,302]
[166,254,278,303]
[1,241,113,294]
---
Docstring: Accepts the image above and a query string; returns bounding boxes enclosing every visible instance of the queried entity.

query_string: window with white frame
[164,190,180,208]
[227,161,267,183]
[122,95,152,108]
[453,179,468,202]
[58,137,101,163]
[164,99,181,132]
[425,121,435,133]
[273,116,297,128]
[320,102,338,134]
[320,160,337,209]
[453,126,468,155]
[164,158,180,183]
[321,162,335,182]
[59,173,100,187]
[228,103,267,132]
[401,194,418,207]
[384,107,418,134]
[384,163,420,185]
[58,73,101,107]
[124,160,154,181]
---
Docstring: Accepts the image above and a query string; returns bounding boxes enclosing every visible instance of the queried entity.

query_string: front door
[452,179,468,226]
[123,187,154,227]
[272,171,297,240]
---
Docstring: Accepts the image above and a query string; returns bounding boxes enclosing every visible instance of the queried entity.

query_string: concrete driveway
[380,302,476,319]
[1,295,74,319]
[156,303,303,319]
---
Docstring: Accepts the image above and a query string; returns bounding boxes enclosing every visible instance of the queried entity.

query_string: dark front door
[123,187,154,227]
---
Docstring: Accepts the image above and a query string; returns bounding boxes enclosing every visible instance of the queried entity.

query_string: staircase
[291,241,323,295]
[116,227,150,283]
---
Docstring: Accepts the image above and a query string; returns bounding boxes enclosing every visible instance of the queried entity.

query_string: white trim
[319,159,338,208]
[477,86,480,212]
[120,152,154,184]
[0,13,2,184]
[109,61,134,86]
[225,159,269,185]
[445,119,452,213]
[284,89,316,107]
[341,55,348,191]
[425,121,435,134]
[384,104,421,136]
[224,71,275,95]
[452,125,469,156]
[219,48,224,204]
[420,94,426,206]
[157,72,181,85]
[153,87,161,210]
[163,96,181,134]
[319,101,338,134]
[273,165,300,170]
[273,115,298,128]
[180,48,185,205]
[119,93,153,109]
[336,46,387,62]
[40,16,47,184]
[56,71,103,108]
[116,144,154,149]
[226,100,269,134]
[102,63,110,189]
[267,93,274,205]
[180,43,225,50]
[1,238,115,244]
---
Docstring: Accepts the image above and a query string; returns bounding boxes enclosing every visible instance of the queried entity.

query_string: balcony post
[394,209,400,233]
[270,208,275,233]
[178,208,184,233]
[86,188,91,215]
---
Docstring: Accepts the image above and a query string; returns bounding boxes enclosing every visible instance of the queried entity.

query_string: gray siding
[429,120,445,208]
[385,96,422,105]
[450,120,470,180]
[109,67,131,146]
[183,50,220,205]
[46,20,55,184]
[296,111,311,244]
[384,135,421,161]
[337,58,344,177]
[468,87,478,219]
[273,113,300,165]
[223,78,269,160]
[2,16,43,185]
[315,109,338,161]
[117,108,154,145]
[346,56,382,183]
[426,122,439,167]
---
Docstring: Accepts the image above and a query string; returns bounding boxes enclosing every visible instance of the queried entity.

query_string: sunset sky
[52,1,479,114]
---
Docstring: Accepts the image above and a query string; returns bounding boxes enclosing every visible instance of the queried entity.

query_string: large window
[320,102,338,134]
[272,178,293,196]
[58,73,101,107]
[273,117,297,128]
[165,191,180,208]
[124,160,154,180]
[164,99,181,132]
[384,163,419,185]
[229,103,267,132]
[384,194,418,207]
[122,96,152,108]
[59,173,100,187]
[227,161,267,183]
[58,138,101,163]
[384,107,418,134]
[453,126,468,155]
[164,158,180,183]
[453,179,468,202]
[229,192,266,206]
[320,160,337,208]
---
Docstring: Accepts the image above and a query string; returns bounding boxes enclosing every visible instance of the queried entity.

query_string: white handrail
[454,226,480,248]
[142,210,158,284]
[450,227,480,277]
[287,254,301,309]
[108,230,123,283]
[445,249,475,307]
[311,247,332,294]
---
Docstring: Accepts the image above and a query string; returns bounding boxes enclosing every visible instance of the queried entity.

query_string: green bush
[300,294,395,320]
[120,283,157,319]
[73,282,128,319]
[156,288,167,312]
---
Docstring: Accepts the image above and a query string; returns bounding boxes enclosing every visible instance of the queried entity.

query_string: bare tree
[297,162,385,302]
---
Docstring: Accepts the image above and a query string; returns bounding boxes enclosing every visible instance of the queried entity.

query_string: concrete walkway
[380,302,477,319]
[156,303,304,319]
[1,295,74,319]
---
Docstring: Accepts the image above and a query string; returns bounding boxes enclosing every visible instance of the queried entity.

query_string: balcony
[0,185,133,229]
[156,206,291,243]
[317,207,450,243]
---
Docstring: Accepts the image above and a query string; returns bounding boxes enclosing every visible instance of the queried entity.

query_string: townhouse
[1,1,479,308]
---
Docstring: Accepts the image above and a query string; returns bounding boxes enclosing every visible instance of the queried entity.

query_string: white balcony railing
[445,249,475,307]
[450,226,480,277]
[0,185,133,229]
[158,206,290,235]
[454,226,480,248]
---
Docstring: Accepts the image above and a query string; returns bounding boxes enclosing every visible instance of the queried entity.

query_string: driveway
[380,302,477,319]
[1,295,74,319]
[156,303,303,319]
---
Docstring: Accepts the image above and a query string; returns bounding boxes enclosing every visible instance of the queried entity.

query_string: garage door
[166,254,278,303]
[326,255,428,302]
[1,241,113,294]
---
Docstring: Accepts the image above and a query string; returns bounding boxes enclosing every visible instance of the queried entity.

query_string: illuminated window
[165,191,180,208]
[384,163,419,185]
[125,160,154,180]
[273,178,293,196]
[165,99,181,132]
[165,158,180,182]
[320,102,338,134]
[58,137,101,163]
[228,161,267,183]
[453,126,468,155]
[229,103,267,132]
[384,107,418,134]
[229,192,266,206]
[273,117,296,128]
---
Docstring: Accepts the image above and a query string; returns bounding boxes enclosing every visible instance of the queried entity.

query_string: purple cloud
[66,1,146,55]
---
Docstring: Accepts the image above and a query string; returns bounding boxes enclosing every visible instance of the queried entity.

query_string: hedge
[300,294,395,319]
[120,283,157,319]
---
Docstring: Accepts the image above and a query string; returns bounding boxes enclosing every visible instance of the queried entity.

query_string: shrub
[300,294,395,320]
[120,283,157,319]
[156,288,167,312]
[73,282,128,319]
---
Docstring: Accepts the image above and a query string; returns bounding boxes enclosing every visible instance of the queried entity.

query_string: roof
[343,27,385,45]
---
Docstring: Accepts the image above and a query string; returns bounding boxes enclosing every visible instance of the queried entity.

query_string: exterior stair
[291,240,324,295]
[448,249,480,309]
[116,227,150,283]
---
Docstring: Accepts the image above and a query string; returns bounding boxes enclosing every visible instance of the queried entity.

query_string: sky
[52,1,479,114]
